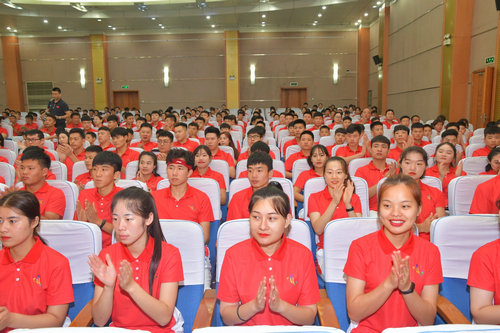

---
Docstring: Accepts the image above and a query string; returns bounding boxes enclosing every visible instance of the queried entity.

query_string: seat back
[323,217,379,331]
[235,159,285,178]
[448,175,495,215]
[423,143,438,158]
[3,140,18,154]
[72,160,88,181]
[331,143,347,157]
[462,156,489,175]
[469,135,484,144]
[0,148,16,164]
[209,159,230,189]
[292,159,312,183]
[45,180,79,219]
[285,144,301,160]
[319,136,335,147]
[218,145,234,159]
[431,215,500,322]
[85,179,148,191]
[160,220,205,333]
[50,161,68,180]
[465,143,485,158]
[39,220,102,320]
[0,162,15,186]
[228,178,295,218]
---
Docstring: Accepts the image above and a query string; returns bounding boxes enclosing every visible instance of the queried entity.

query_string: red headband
[168,158,192,170]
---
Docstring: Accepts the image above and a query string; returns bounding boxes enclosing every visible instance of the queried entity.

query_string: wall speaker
[373,55,382,66]
[496,0,500,11]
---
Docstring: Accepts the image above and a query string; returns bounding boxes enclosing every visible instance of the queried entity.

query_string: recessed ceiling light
[6,26,10,30]
[63,29,67,31]
[318,13,322,17]
[261,14,266,18]
[322,5,326,10]
[357,19,362,22]
[261,22,265,26]
[97,18,102,22]
[43,19,48,23]
[313,22,317,26]
[151,17,156,20]
[364,12,368,16]
[112,27,116,30]
[12,29,17,32]
[161,26,165,29]
[206,15,210,19]
[354,22,359,25]
[372,5,377,8]
[107,25,112,28]
[57,26,62,29]
[158,23,162,26]
[210,24,215,28]
[376,1,381,4]
[314,20,318,23]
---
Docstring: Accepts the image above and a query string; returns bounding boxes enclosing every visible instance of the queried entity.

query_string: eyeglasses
[25,138,41,143]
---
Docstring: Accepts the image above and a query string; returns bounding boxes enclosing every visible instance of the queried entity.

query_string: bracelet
[345,206,354,212]
[236,303,248,322]
[400,281,415,295]
[99,219,106,229]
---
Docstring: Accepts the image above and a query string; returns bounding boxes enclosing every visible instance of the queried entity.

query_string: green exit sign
[290,82,298,86]
[121,85,129,89]
[486,56,495,64]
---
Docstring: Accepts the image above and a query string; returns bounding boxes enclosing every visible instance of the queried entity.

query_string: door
[113,90,140,110]
[470,67,493,128]
[280,87,307,108]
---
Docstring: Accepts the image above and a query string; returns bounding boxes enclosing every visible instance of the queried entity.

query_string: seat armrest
[69,301,93,327]
[317,289,340,328]
[192,289,217,329]
[437,295,471,324]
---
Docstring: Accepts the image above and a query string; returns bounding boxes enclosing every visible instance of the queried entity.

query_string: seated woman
[293,144,329,204]
[308,156,362,275]
[399,146,445,241]
[134,151,164,191]
[480,147,500,175]
[468,199,500,324]
[89,187,184,332]
[218,185,320,326]
[0,191,73,332]
[425,142,466,205]
[344,174,443,332]
[192,145,227,205]
[220,131,240,160]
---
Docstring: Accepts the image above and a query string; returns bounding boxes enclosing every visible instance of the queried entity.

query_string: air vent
[26,81,53,113]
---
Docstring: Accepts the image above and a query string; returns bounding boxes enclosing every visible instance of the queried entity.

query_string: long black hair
[111,187,165,295]
[0,190,45,244]
[138,151,160,177]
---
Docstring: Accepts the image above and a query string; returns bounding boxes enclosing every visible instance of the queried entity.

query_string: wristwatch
[400,282,415,295]
[345,206,354,212]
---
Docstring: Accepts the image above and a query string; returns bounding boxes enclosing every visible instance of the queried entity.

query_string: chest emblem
[286,274,298,286]
[412,264,424,276]
[189,204,196,211]
[33,275,42,287]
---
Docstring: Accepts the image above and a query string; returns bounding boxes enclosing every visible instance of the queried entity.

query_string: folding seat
[285,144,301,160]
[461,156,489,175]
[218,145,234,160]
[0,148,16,164]
[72,160,88,181]
[448,175,496,215]
[0,162,15,186]
[50,160,68,180]
[84,179,148,191]
[292,158,311,183]
[469,135,484,144]
[465,143,485,158]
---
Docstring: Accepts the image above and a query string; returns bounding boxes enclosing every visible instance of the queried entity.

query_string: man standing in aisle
[46,87,70,129]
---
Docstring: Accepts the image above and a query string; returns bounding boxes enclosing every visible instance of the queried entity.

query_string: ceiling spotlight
[97,18,102,22]
[210,24,215,28]
[6,26,10,30]
[70,3,87,12]
[57,25,62,29]
[112,27,116,30]
[261,14,266,18]
[206,15,210,19]
[135,2,147,11]
[357,19,362,22]
[196,0,207,9]
[354,22,359,25]
[107,25,112,27]
[158,23,162,26]
[372,5,377,8]
[161,26,165,29]
[376,1,381,4]
[322,5,326,10]
[43,19,48,23]
[318,13,322,17]
[314,20,318,23]
[364,12,368,16]
[2,0,22,10]
[12,29,17,32]
[261,22,265,26]
[313,22,317,26]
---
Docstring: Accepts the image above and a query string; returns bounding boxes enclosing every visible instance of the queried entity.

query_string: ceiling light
[161,26,165,29]
[196,0,207,9]
[97,18,102,22]
[357,19,362,22]
[372,5,377,8]
[313,22,317,26]
[261,22,265,26]
[210,24,215,28]
[43,19,48,23]
[354,22,359,25]
[135,2,147,12]
[6,26,10,30]
[364,12,368,16]
[2,1,22,10]
[70,3,87,12]
[58,26,62,29]
[12,29,17,32]
[318,13,322,17]
[261,14,266,18]
[112,27,116,30]
[151,17,156,20]
[206,15,210,19]
[376,1,381,4]
[322,5,326,10]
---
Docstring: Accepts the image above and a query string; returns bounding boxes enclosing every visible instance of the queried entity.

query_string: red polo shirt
[382,119,399,129]
[217,237,320,326]
[480,169,497,175]
[41,127,56,136]
[283,138,298,157]
[285,151,308,172]
[469,175,500,214]
[191,167,226,190]
[151,121,164,131]
[173,139,199,152]
[0,237,73,333]
[152,185,214,223]
[0,156,7,163]
[473,146,493,157]
[23,123,39,130]
[308,187,362,249]
[0,127,7,136]
[100,143,114,151]
[133,175,164,192]
[212,149,235,167]
[344,229,443,332]
[418,181,446,241]
[355,161,391,211]
[74,171,92,188]
[117,148,140,177]
[414,140,430,147]
[131,141,158,152]
[238,150,276,162]
[64,150,85,181]
[95,237,183,333]
[238,169,284,179]
[12,123,22,136]
[21,182,65,218]
[468,239,500,306]
[66,123,83,129]
[294,169,320,191]
[76,186,123,247]
[388,146,403,162]
[425,165,466,205]
[335,145,363,158]
[227,187,253,221]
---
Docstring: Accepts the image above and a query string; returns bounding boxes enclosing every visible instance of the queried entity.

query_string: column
[225,30,240,110]
[90,34,110,110]
[378,6,390,112]
[492,13,500,120]
[2,36,25,112]
[357,27,370,108]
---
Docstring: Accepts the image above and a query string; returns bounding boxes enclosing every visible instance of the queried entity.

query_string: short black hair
[52,87,61,93]
[371,135,391,147]
[92,151,122,172]
[346,124,362,135]
[300,130,314,140]
[69,128,85,139]
[166,148,195,169]
[111,127,128,138]
[370,121,383,131]
[247,151,273,171]
[247,126,266,138]
[411,122,425,130]
[21,146,51,169]
[25,129,44,140]
[156,129,174,141]
[393,125,410,134]
[85,145,103,154]
[174,122,187,130]
[250,141,270,154]
[81,115,92,122]
[335,128,347,135]
[140,123,153,130]
[98,126,110,133]
[204,126,221,138]
[85,132,97,139]
[294,119,306,127]
[400,115,410,121]
[441,129,458,138]
[71,112,80,118]
[484,125,500,136]
[107,115,118,123]
[220,123,231,130]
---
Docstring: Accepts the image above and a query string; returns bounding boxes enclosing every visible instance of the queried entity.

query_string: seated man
[283,119,306,157]
[74,145,103,190]
[388,125,411,161]
[238,142,284,178]
[411,122,430,147]
[227,152,273,221]
[370,121,384,139]
[131,123,157,151]
[382,108,399,129]
[150,110,164,131]
[58,128,86,181]
[285,130,314,179]
[106,115,119,131]
[335,124,369,164]
[41,114,57,139]
[238,126,275,162]
[473,125,500,157]
[173,122,199,152]
[76,151,123,247]
[66,112,83,129]
[21,113,39,132]
[111,127,140,177]
[153,129,174,161]
[86,131,97,145]
[319,125,330,138]
[98,126,114,151]
[81,115,97,133]
[205,126,236,178]
[120,111,136,130]
[310,112,324,131]
[188,122,205,145]
[355,135,397,212]
[326,127,347,154]
[469,173,500,214]
[18,147,65,219]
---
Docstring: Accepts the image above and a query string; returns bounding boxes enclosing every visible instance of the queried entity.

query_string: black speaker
[496,0,500,10]
[373,55,382,65]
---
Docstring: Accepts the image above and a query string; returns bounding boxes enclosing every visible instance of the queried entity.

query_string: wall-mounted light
[80,68,86,88]
[163,66,169,87]
[333,63,339,85]
[250,64,256,85]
